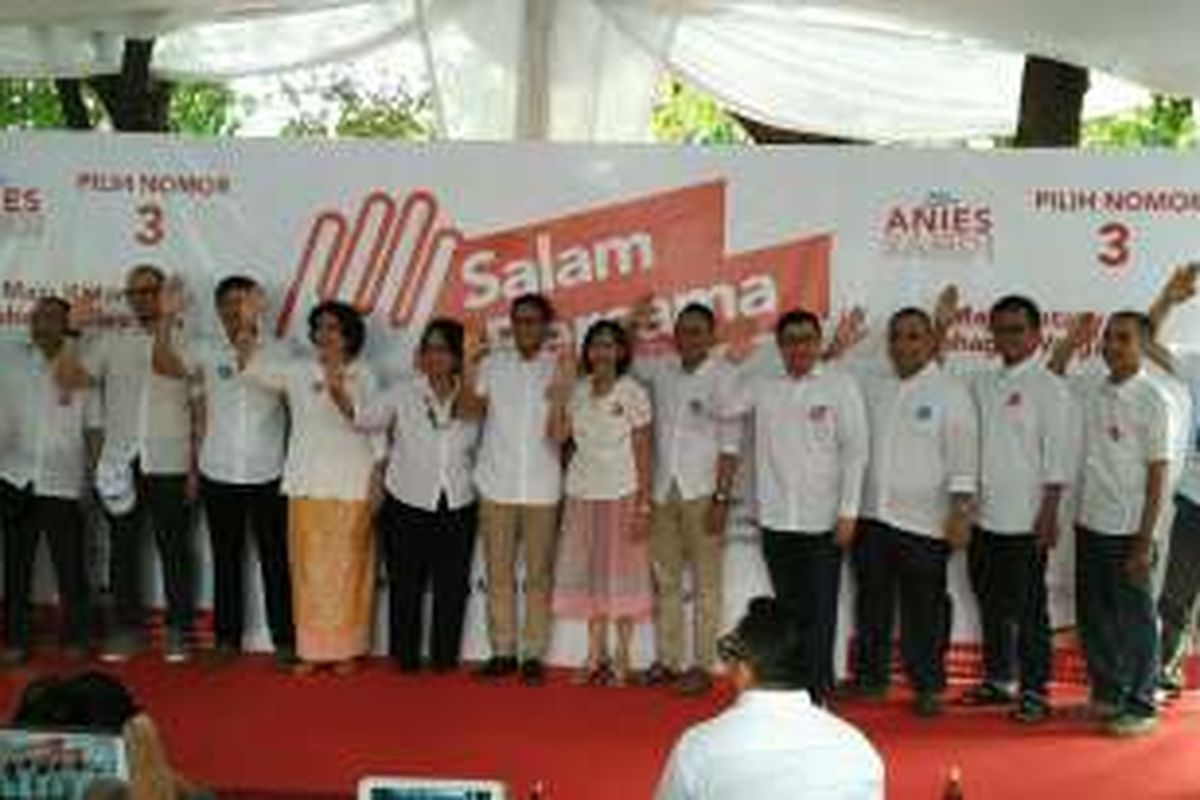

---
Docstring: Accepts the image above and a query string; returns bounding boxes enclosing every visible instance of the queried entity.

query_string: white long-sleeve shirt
[636,354,741,502]
[729,364,869,533]
[1076,370,1171,536]
[0,344,99,499]
[472,348,562,505]
[196,338,288,485]
[860,360,978,538]
[245,354,384,501]
[356,374,480,511]
[974,357,1072,533]
[86,328,194,475]
[654,689,884,800]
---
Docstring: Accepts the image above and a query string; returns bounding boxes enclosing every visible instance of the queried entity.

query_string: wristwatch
[712,491,730,504]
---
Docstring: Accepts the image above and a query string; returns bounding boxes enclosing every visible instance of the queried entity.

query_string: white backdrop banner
[2,132,1199,669]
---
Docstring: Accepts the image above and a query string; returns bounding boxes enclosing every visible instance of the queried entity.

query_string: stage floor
[0,653,1197,799]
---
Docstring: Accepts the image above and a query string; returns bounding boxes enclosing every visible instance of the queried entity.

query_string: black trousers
[0,481,89,649]
[107,466,194,634]
[967,528,1051,697]
[378,493,477,670]
[1158,494,1200,686]
[851,520,951,693]
[1076,527,1159,716]
[201,477,294,650]
[761,529,841,696]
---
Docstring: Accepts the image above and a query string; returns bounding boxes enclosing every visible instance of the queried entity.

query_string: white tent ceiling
[0,0,1181,141]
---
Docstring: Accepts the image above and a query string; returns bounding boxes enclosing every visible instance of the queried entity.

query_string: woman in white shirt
[549,319,653,686]
[356,318,481,672]
[245,300,384,676]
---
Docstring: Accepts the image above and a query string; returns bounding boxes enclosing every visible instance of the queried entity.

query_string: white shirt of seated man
[654,597,885,800]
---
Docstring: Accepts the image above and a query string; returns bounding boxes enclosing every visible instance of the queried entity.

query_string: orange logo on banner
[276,180,830,339]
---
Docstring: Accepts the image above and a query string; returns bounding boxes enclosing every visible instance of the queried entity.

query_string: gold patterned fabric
[288,497,375,662]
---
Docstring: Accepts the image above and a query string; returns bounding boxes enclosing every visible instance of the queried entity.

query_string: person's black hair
[1108,309,1153,342]
[126,264,165,285]
[214,274,260,304]
[510,293,555,323]
[35,296,71,317]
[888,306,934,336]
[774,309,822,341]
[420,317,465,372]
[728,596,809,690]
[675,303,716,330]
[12,672,139,734]
[990,294,1042,330]
[308,300,366,359]
[580,318,632,376]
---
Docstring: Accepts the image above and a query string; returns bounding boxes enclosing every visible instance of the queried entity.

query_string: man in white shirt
[1056,311,1170,736]
[194,275,294,667]
[460,293,565,685]
[950,295,1071,723]
[84,264,200,663]
[727,310,869,702]
[1144,265,1200,699]
[654,596,884,800]
[0,297,99,663]
[635,303,740,696]
[847,307,978,717]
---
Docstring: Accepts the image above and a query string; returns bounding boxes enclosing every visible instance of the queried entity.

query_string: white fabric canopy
[0,0,1178,141]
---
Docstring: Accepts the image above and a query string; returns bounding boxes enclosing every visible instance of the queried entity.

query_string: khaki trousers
[479,499,559,659]
[650,488,723,671]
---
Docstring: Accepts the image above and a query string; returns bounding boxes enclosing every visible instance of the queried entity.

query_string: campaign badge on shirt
[688,398,706,416]
[611,401,624,417]
[808,404,829,422]
[1109,424,1122,442]
[915,404,933,421]
[1006,391,1022,408]
[217,363,235,380]
[312,380,324,395]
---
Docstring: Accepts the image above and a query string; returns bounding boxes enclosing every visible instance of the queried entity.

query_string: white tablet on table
[358,776,508,800]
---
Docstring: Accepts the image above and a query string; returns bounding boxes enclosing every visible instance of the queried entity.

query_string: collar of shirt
[783,362,824,383]
[735,688,814,714]
[999,353,1038,383]
[1106,368,1148,398]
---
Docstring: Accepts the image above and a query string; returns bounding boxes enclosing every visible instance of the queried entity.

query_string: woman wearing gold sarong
[244,299,384,674]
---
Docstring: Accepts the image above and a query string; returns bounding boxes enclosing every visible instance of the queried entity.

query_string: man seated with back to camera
[654,596,884,800]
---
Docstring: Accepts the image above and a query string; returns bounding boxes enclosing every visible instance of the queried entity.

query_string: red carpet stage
[0,654,1197,799]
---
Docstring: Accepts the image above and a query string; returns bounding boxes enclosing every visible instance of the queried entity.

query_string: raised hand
[66,293,100,333]
[546,335,577,405]
[827,306,867,359]
[627,293,656,332]
[933,284,961,333]
[1163,263,1199,306]
[159,275,188,322]
[723,314,760,364]
[1066,311,1102,353]
[463,319,490,367]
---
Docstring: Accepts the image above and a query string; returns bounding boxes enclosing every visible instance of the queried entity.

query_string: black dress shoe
[519,658,546,686]
[475,656,519,679]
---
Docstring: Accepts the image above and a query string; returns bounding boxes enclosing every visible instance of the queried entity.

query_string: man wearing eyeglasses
[654,596,884,800]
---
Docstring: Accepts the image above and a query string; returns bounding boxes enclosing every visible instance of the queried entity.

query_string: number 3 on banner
[1097,221,1131,269]
[134,202,165,246]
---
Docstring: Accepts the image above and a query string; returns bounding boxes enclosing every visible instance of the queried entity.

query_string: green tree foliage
[279,77,433,140]
[0,77,242,134]
[168,82,242,135]
[0,79,71,129]
[651,77,748,145]
[1082,95,1195,148]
